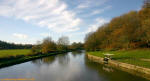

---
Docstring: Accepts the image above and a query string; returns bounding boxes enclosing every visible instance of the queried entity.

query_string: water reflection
[102,65,114,72]
[85,56,149,81]
[32,56,56,66]
[71,50,83,57]
[0,51,149,81]
[30,52,87,81]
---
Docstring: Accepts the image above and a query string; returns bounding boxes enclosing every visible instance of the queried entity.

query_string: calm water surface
[0,51,149,81]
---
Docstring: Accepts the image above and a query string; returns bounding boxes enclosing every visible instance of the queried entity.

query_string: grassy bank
[0,49,67,68]
[0,49,31,58]
[88,49,150,68]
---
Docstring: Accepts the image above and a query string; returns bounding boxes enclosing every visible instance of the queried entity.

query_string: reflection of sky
[0,62,37,78]
[31,53,99,81]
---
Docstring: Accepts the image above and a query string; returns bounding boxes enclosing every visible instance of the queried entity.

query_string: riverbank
[88,49,150,68]
[87,54,150,80]
[87,49,150,80]
[0,49,68,68]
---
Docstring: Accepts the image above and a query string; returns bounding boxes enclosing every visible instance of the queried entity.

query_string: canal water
[0,51,149,81]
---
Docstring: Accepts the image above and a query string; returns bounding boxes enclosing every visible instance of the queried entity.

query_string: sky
[0,0,143,44]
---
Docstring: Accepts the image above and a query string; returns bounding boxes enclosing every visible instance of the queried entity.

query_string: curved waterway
[0,51,149,81]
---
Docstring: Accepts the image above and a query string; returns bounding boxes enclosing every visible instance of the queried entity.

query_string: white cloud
[76,0,91,9]
[13,33,28,39]
[85,18,109,33]
[76,0,108,9]
[40,33,51,37]
[90,6,112,15]
[92,10,102,15]
[0,0,81,33]
[77,4,89,9]
[66,18,109,38]
[64,18,109,43]
[80,5,112,17]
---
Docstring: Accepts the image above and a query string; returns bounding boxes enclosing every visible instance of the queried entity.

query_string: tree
[141,19,150,47]
[41,37,56,54]
[31,41,42,54]
[84,1,150,50]
[57,36,70,51]
[0,40,32,50]
[84,32,100,51]
[70,42,84,50]
[57,36,70,46]
[31,45,41,54]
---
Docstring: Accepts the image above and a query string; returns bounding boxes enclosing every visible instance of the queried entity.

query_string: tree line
[84,0,150,51]
[32,36,84,54]
[0,36,84,53]
[0,40,32,49]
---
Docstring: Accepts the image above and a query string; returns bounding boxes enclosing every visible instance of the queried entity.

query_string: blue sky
[0,0,143,44]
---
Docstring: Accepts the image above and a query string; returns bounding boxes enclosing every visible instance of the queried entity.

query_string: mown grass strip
[88,49,150,68]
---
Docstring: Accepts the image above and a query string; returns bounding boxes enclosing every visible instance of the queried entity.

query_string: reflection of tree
[42,56,56,64]
[31,53,71,66]
[32,59,43,66]
[71,50,83,57]
[31,56,56,66]
[57,53,70,65]
[31,51,85,67]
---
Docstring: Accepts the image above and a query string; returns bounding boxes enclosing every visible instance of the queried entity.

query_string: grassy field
[0,49,31,58]
[88,49,150,68]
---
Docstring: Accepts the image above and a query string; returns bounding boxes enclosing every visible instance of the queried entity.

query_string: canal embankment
[87,54,150,80]
[0,51,69,68]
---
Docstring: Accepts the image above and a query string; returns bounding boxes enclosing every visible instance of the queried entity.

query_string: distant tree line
[32,36,84,54]
[84,0,150,51]
[69,42,84,51]
[0,40,32,50]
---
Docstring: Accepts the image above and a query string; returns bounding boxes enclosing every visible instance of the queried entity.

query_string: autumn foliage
[84,1,150,51]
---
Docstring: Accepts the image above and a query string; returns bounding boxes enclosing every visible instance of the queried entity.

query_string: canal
[0,51,149,81]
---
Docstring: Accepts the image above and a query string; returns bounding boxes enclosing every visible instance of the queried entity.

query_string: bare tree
[57,36,70,46]
[57,36,70,51]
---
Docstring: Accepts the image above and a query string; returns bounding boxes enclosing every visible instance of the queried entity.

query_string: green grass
[0,50,67,68]
[88,49,150,68]
[0,49,31,58]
